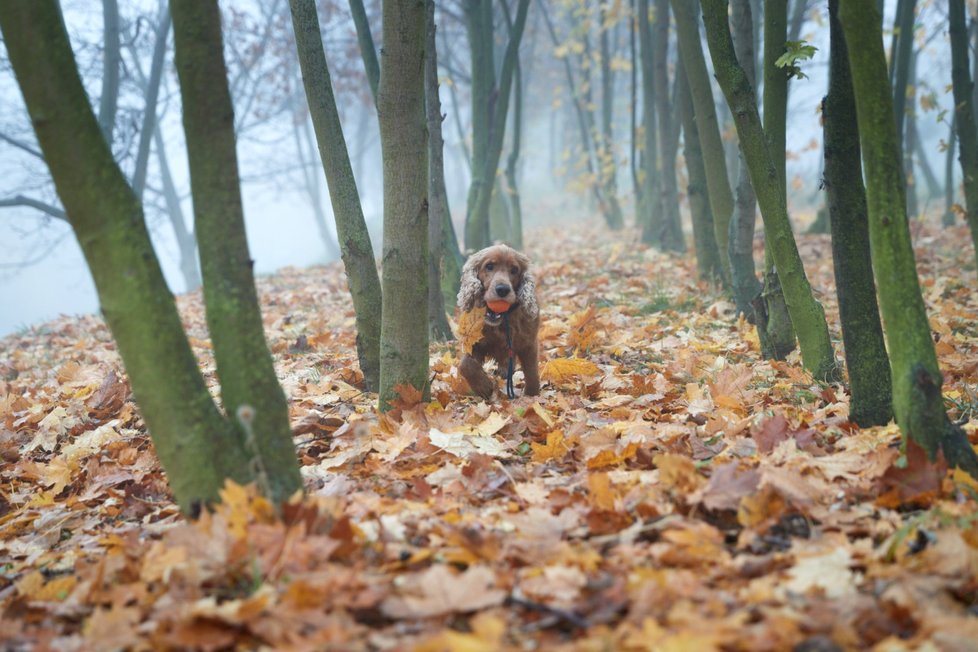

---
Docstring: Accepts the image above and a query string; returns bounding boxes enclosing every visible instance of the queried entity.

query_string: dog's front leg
[460,354,496,399]
[517,341,540,396]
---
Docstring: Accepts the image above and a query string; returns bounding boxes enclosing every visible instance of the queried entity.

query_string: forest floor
[2,216,978,651]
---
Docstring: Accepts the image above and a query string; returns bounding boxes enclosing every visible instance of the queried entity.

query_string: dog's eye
[485,263,494,271]
[511,266,519,276]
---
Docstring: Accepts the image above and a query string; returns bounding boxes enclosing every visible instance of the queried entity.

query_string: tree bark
[348,0,380,105]
[890,0,916,159]
[378,0,429,409]
[463,0,495,250]
[637,0,662,237]
[950,0,978,275]
[171,0,302,504]
[132,6,170,200]
[504,48,524,249]
[943,114,956,227]
[98,0,120,144]
[840,1,977,476]
[426,0,453,342]
[676,57,723,280]
[729,0,762,317]
[702,0,839,382]
[824,0,892,427]
[644,0,685,250]
[289,0,384,390]
[0,0,258,512]
[671,0,733,284]
[759,0,797,360]
[597,3,625,231]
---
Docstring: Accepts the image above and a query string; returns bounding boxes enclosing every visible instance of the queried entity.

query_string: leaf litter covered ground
[2,218,978,651]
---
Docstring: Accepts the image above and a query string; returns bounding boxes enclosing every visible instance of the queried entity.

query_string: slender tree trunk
[671,0,733,284]
[132,6,170,200]
[349,0,380,105]
[645,0,685,250]
[729,0,762,318]
[891,0,916,159]
[467,0,531,249]
[840,1,977,476]
[463,0,494,250]
[293,112,342,262]
[378,0,429,409]
[702,0,839,382]
[597,3,625,231]
[0,0,259,512]
[171,0,302,504]
[637,0,662,237]
[630,0,641,205]
[505,56,525,249]
[787,0,806,43]
[824,0,892,427]
[98,0,120,144]
[154,126,202,291]
[289,0,384,390]
[904,49,919,218]
[759,0,797,360]
[426,0,453,342]
[944,114,957,227]
[950,0,978,274]
[677,58,723,280]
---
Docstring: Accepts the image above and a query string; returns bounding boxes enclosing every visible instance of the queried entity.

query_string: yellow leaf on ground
[541,357,601,383]
[531,429,567,463]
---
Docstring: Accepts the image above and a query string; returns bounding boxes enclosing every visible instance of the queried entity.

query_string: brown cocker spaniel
[457,244,539,400]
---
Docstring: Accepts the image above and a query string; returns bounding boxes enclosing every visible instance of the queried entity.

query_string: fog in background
[0,0,963,335]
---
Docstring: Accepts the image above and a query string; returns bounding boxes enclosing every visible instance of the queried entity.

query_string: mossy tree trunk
[676,57,724,280]
[840,1,977,476]
[643,0,685,250]
[702,0,839,382]
[171,0,303,504]
[944,114,957,227]
[949,0,978,275]
[348,0,380,104]
[0,0,297,512]
[824,0,892,427]
[378,0,429,410]
[503,11,525,250]
[97,0,120,144]
[671,0,733,285]
[890,0,916,158]
[756,0,797,360]
[637,0,663,239]
[289,0,383,390]
[729,0,762,316]
[425,0,454,342]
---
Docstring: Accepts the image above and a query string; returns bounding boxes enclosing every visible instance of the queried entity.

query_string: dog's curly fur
[457,244,540,399]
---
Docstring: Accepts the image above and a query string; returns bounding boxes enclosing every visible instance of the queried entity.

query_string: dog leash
[503,312,516,399]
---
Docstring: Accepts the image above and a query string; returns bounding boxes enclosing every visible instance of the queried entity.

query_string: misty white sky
[0,0,965,336]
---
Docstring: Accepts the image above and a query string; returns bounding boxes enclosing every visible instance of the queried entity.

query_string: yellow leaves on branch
[541,357,601,384]
[456,307,486,355]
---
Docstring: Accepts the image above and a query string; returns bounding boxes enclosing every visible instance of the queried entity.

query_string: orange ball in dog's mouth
[486,300,511,314]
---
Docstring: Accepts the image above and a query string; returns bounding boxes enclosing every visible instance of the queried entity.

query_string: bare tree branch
[0,132,44,160]
[0,195,67,220]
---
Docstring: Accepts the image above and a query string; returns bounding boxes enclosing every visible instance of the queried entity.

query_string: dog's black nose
[495,284,511,297]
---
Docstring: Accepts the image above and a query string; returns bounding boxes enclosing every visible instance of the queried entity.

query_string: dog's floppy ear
[457,250,486,311]
[517,262,538,320]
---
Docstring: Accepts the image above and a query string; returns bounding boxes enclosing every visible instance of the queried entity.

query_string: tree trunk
[293,112,342,262]
[840,1,977,476]
[504,50,525,250]
[787,0,806,43]
[671,0,733,284]
[463,0,495,250]
[132,6,170,200]
[702,0,839,382]
[677,57,723,280]
[154,125,202,291]
[171,0,302,504]
[597,3,625,231]
[629,0,641,205]
[904,49,919,218]
[729,0,762,317]
[645,0,685,250]
[289,0,384,390]
[378,0,429,410]
[950,0,978,275]
[426,0,453,342]
[637,0,662,238]
[824,0,892,428]
[98,0,120,144]
[348,0,380,105]
[759,0,797,360]
[0,0,259,512]
[943,114,956,227]
[891,0,916,159]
